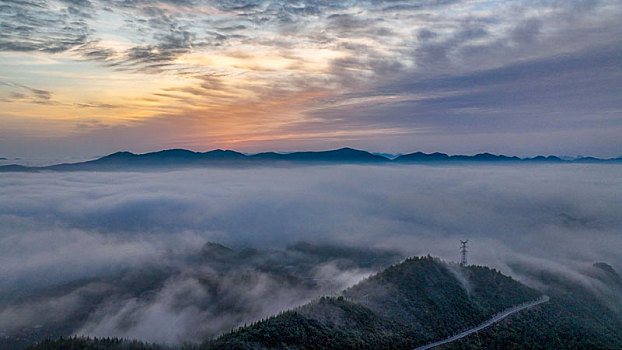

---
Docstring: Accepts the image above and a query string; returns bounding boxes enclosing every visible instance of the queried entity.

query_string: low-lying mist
[1,164,621,345]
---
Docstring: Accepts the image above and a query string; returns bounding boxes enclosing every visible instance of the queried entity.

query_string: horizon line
[95,147,621,160]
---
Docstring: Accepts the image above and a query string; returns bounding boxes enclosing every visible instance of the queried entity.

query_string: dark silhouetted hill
[45,149,248,171]
[2,148,621,172]
[250,147,388,163]
[393,152,565,163]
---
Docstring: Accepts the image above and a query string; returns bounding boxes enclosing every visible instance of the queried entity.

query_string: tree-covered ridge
[204,256,542,349]
[26,337,171,350]
[340,257,541,339]
[4,242,401,350]
[442,263,622,349]
[26,256,545,350]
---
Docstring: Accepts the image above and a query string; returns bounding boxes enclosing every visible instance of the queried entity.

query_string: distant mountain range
[1,148,621,172]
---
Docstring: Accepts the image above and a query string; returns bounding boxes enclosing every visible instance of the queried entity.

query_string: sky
[1,0,621,159]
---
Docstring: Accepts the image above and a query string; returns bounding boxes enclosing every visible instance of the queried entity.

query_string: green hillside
[28,256,578,350]
[441,263,622,349]
[205,256,541,349]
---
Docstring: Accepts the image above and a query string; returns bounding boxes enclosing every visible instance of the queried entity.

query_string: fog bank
[1,163,620,344]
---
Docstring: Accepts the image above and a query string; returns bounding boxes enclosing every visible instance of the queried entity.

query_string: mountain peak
[101,151,135,159]
[334,147,358,152]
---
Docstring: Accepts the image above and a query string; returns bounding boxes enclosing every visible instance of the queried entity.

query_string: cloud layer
[0,164,621,344]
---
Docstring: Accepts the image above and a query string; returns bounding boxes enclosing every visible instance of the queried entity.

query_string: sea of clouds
[1,163,621,344]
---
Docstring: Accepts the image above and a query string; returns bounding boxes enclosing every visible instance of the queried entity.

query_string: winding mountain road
[414,296,550,350]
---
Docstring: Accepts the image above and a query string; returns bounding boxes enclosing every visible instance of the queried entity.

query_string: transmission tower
[460,240,469,267]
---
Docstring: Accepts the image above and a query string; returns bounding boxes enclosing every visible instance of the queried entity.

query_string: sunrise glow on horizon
[1,0,621,159]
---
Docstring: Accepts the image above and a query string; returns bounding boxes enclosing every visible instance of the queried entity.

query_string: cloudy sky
[1,0,621,159]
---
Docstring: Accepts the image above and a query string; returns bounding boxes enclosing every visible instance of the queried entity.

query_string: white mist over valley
[1,164,621,345]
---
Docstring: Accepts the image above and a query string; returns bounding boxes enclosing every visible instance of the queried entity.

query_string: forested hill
[442,262,622,349]
[24,257,622,349]
[205,256,542,349]
[27,256,543,350]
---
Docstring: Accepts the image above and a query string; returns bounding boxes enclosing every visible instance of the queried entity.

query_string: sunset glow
[1,0,621,159]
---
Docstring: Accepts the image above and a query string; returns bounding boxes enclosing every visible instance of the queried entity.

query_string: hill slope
[25,256,542,350]
[205,256,542,349]
[442,262,622,349]
[25,257,622,349]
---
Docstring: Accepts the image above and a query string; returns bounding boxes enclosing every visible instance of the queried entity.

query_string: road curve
[414,296,550,350]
